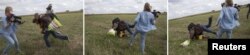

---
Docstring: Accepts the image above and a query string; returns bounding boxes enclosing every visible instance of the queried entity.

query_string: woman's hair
[5,6,13,23]
[5,6,12,14]
[144,2,151,12]
[225,0,233,7]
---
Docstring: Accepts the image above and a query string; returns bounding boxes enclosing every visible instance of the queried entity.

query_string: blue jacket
[1,15,17,34]
[217,6,239,29]
[134,11,156,32]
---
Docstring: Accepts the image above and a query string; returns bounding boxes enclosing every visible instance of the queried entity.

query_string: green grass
[0,12,83,55]
[169,6,250,55]
[85,13,167,55]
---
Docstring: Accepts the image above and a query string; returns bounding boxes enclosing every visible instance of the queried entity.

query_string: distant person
[1,6,22,55]
[234,4,240,11]
[216,0,239,39]
[129,2,156,55]
[247,3,250,19]
[152,10,159,19]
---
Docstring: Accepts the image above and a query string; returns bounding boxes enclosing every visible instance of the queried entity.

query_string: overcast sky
[85,0,167,14]
[168,0,250,19]
[0,0,83,17]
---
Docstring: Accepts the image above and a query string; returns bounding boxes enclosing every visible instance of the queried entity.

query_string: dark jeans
[124,22,134,35]
[43,30,68,47]
[201,17,216,34]
[115,22,133,34]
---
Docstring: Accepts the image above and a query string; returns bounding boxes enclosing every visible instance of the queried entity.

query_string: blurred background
[0,0,83,16]
[85,0,167,14]
[168,0,250,19]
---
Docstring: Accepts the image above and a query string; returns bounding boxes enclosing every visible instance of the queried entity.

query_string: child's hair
[5,6,13,23]
[144,2,151,12]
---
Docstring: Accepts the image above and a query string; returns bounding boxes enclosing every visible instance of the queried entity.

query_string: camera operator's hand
[10,17,15,22]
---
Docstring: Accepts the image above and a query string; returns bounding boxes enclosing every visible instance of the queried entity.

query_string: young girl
[1,6,21,55]
[129,3,156,55]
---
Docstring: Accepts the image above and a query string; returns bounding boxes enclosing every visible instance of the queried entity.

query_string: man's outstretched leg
[51,31,68,40]
[206,16,213,28]
[203,16,216,34]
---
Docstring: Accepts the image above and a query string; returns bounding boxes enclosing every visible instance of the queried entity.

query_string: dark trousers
[125,22,133,35]
[43,30,68,47]
[201,17,216,34]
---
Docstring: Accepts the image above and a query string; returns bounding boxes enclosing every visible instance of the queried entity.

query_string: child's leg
[140,31,147,55]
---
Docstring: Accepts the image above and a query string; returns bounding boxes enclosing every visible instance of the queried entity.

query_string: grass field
[0,12,83,55]
[169,6,250,55]
[85,13,167,55]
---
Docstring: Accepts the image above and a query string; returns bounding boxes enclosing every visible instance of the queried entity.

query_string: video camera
[7,14,24,25]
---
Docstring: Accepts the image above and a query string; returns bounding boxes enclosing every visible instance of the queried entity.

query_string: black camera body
[8,14,24,25]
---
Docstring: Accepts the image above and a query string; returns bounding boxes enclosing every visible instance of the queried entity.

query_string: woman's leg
[2,33,15,55]
[129,30,138,46]
[226,29,233,39]
[140,31,147,55]
[216,28,224,39]
[10,33,21,52]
